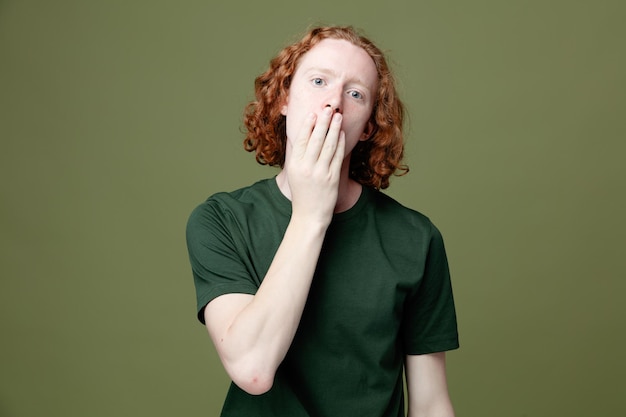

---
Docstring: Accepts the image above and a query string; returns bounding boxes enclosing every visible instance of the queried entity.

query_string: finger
[328,130,346,174]
[303,106,334,161]
[291,112,317,160]
[318,112,342,166]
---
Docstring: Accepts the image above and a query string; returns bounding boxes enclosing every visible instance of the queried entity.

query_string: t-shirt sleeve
[186,199,259,324]
[402,222,459,354]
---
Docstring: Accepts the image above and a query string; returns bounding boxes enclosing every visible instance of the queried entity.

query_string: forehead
[295,38,379,87]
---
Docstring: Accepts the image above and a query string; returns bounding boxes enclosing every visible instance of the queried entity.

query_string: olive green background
[1,1,624,416]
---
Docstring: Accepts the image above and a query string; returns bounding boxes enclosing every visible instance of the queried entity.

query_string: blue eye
[349,90,363,100]
[312,78,324,86]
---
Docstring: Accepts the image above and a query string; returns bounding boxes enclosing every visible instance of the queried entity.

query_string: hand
[284,106,346,225]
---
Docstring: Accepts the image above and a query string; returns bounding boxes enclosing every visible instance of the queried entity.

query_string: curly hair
[243,26,408,190]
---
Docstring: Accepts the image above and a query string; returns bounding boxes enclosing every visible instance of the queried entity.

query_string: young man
[187,26,459,417]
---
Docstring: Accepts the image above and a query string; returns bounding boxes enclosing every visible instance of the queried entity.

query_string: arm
[405,352,455,417]
[204,108,345,395]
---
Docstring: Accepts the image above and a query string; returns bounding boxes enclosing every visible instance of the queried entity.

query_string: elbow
[225,362,275,395]
[216,340,281,395]
[235,375,274,395]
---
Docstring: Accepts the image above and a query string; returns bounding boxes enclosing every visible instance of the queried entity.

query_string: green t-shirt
[186,177,459,417]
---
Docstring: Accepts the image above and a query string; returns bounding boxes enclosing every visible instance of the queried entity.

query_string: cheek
[283,97,315,139]
[343,110,371,134]
[283,109,305,142]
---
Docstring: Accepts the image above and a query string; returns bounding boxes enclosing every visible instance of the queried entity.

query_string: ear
[360,121,374,141]
[280,93,289,116]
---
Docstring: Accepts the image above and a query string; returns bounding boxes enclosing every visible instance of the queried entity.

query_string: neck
[276,161,362,214]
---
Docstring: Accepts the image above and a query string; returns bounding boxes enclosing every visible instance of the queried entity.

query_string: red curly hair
[243,26,408,190]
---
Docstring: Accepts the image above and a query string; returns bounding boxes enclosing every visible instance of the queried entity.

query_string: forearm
[210,214,328,393]
[406,352,455,417]
[208,106,344,394]
[407,401,455,417]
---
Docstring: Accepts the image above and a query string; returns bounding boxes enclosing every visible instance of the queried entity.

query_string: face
[280,38,379,157]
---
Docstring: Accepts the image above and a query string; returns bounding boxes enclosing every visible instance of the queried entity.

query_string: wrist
[288,212,330,237]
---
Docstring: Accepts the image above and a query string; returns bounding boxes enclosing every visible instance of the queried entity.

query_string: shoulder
[366,188,440,237]
[187,177,291,244]
[197,177,274,207]
[188,178,277,223]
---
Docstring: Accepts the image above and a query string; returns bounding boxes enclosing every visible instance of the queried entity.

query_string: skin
[276,38,378,214]
[204,38,455,416]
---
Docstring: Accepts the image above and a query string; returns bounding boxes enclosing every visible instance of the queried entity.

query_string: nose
[325,104,341,114]
[324,89,343,114]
